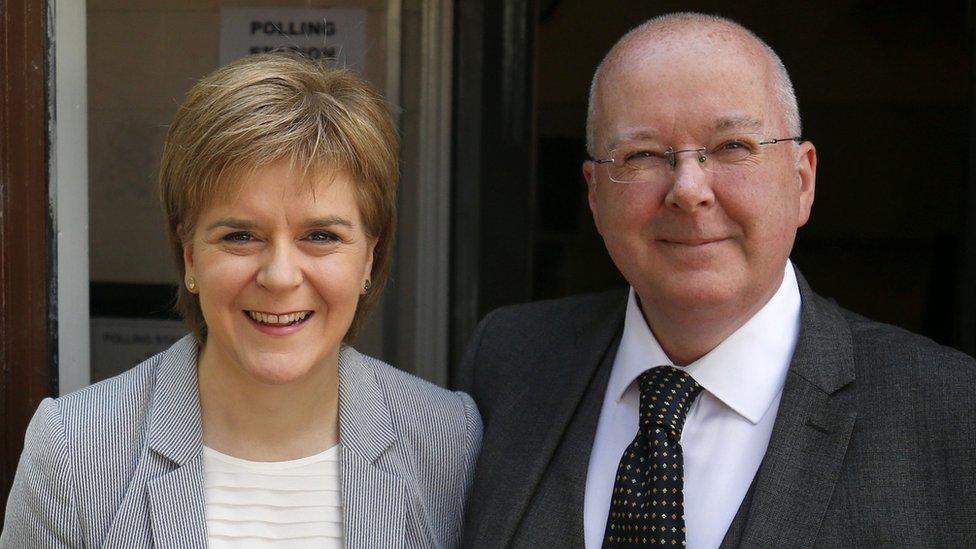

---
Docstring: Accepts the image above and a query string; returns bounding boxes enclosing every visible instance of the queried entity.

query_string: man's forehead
[599,20,772,98]
[596,31,777,132]
[609,116,765,147]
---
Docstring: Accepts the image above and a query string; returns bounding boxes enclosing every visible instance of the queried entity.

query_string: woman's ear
[362,238,377,293]
[180,225,195,277]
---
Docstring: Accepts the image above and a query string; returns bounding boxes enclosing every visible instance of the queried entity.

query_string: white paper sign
[219,8,367,68]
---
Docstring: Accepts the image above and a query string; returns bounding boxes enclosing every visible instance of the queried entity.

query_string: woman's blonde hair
[159,53,398,343]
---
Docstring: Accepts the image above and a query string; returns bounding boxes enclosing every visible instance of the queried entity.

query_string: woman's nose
[255,244,303,291]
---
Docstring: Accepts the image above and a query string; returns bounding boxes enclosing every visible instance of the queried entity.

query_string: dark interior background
[452,1,976,366]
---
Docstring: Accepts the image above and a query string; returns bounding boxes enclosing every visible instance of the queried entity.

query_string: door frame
[0,0,55,518]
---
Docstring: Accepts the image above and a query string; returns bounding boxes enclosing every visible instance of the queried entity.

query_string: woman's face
[184,161,375,385]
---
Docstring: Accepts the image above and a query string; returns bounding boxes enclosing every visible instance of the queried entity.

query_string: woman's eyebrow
[204,218,256,231]
[304,215,354,229]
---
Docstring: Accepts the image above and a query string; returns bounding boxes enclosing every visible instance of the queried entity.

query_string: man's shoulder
[836,305,975,381]
[479,288,627,337]
[457,289,626,393]
[815,298,976,420]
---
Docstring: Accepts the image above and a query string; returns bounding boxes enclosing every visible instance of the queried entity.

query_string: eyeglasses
[591,133,804,184]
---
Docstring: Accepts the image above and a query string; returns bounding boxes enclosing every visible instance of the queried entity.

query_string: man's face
[583,39,816,322]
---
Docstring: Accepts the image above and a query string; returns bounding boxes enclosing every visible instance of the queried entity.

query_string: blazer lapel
[146,457,208,548]
[494,293,627,547]
[143,336,208,548]
[724,273,857,548]
[337,348,409,549]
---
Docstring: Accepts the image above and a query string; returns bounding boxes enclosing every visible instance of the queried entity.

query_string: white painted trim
[410,0,453,385]
[53,0,91,394]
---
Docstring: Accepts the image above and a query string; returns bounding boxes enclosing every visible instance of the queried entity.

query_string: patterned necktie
[603,366,703,547]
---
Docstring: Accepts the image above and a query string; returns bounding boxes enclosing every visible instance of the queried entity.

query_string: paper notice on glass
[90,317,187,381]
[219,7,367,68]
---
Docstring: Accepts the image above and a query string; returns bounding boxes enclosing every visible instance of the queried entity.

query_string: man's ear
[583,160,601,228]
[795,141,817,227]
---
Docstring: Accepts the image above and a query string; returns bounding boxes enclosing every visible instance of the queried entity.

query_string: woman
[2,54,481,548]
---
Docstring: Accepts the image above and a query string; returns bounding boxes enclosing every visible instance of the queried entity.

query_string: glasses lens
[702,134,760,172]
[609,144,669,183]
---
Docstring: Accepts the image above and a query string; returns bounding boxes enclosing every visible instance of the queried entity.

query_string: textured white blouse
[202,443,344,548]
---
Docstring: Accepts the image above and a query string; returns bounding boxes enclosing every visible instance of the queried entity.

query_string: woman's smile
[244,309,315,335]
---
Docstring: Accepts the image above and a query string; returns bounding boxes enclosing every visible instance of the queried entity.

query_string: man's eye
[717,140,755,152]
[624,150,666,162]
[711,140,757,161]
[223,231,254,243]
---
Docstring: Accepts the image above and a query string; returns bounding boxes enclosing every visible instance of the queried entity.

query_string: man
[457,12,976,548]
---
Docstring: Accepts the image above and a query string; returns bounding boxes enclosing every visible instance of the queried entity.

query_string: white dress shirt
[584,261,801,549]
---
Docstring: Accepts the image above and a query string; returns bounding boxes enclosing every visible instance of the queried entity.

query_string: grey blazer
[457,271,976,548]
[2,336,482,548]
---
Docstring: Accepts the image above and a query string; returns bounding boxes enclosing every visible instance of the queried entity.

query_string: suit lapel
[136,336,209,548]
[512,333,619,546]
[337,347,409,549]
[724,273,857,548]
[497,293,626,547]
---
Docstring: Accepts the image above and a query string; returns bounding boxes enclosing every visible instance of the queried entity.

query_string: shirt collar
[608,261,802,424]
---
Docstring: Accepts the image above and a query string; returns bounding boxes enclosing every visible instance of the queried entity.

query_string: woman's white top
[202,443,344,548]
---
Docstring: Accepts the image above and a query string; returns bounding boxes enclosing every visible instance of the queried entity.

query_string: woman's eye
[307,231,339,243]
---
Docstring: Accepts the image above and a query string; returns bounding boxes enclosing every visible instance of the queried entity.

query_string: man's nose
[664,158,715,212]
[256,244,303,291]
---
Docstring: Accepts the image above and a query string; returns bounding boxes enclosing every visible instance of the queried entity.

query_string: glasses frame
[591,135,805,184]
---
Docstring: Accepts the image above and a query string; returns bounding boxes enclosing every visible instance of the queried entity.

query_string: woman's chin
[238,355,323,386]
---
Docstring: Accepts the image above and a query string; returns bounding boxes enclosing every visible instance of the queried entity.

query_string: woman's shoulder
[339,346,481,442]
[48,335,198,444]
[341,346,475,410]
[56,336,194,413]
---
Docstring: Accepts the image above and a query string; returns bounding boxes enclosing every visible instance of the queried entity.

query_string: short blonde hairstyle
[160,53,398,343]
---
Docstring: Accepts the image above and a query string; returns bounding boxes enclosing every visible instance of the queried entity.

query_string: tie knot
[637,366,702,437]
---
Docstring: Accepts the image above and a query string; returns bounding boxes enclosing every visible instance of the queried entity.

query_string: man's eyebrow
[610,119,762,148]
[204,218,256,232]
[713,116,763,131]
[609,130,663,149]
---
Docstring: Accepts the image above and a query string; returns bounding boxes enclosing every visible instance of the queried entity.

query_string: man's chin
[638,277,740,314]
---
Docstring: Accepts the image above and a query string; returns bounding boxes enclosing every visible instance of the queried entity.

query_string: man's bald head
[585,13,801,156]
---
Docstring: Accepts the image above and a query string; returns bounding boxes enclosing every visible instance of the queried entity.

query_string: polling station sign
[219,8,367,67]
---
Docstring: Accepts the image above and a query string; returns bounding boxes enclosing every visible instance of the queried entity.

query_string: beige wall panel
[89,9,217,284]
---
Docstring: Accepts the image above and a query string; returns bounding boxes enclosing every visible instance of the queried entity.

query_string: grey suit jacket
[457,272,976,548]
[2,335,482,548]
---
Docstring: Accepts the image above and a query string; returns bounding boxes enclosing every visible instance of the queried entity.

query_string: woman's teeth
[247,311,312,326]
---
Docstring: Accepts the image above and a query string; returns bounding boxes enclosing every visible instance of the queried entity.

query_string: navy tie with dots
[603,366,703,547]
